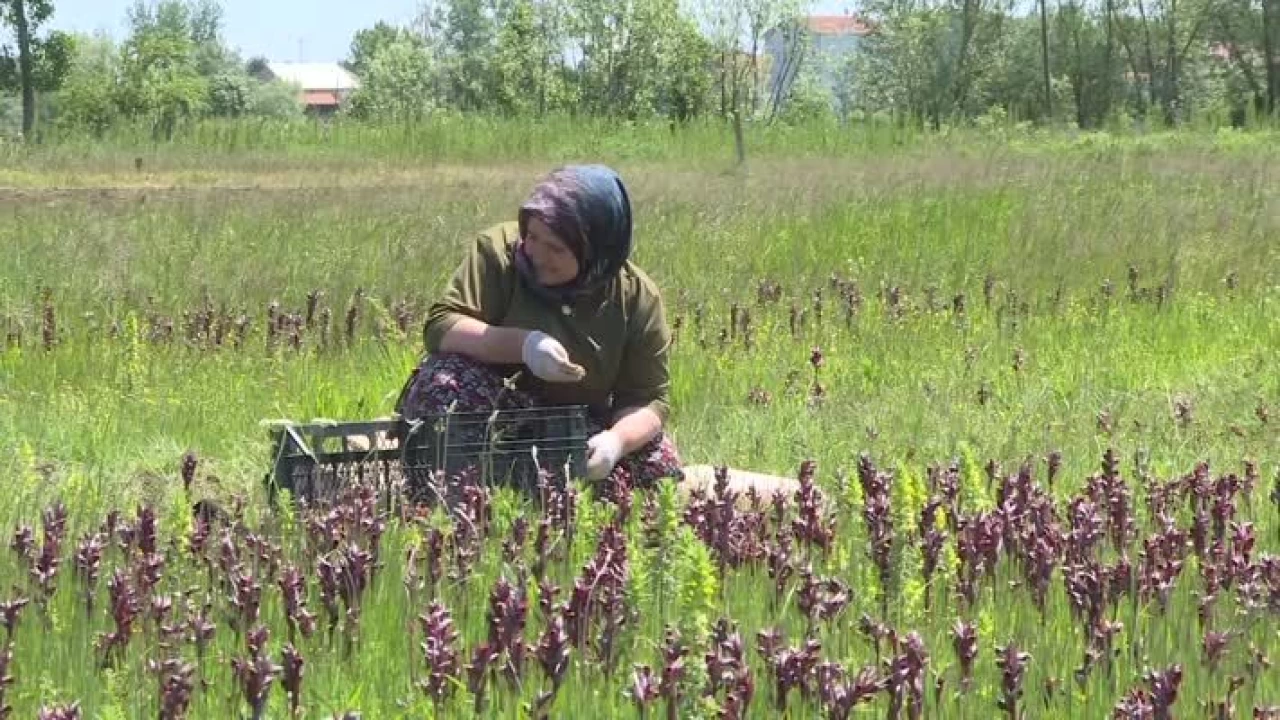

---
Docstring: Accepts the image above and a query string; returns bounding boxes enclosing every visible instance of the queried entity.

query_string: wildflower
[418,601,459,705]
[995,642,1031,719]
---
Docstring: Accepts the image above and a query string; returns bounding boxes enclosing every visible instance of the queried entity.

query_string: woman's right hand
[521,331,586,383]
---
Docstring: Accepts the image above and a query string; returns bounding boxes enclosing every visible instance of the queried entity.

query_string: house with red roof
[254,62,361,117]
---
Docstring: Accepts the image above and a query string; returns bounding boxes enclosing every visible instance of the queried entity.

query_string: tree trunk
[769,24,806,122]
[733,106,746,166]
[731,51,746,166]
[1039,0,1053,119]
[1216,14,1264,110]
[719,51,728,117]
[1105,0,1115,118]
[14,0,36,139]
[1137,0,1158,118]
[1165,0,1180,124]
[1072,15,1087,127]
[1265,0,1279,114]
[749,36,760,116]
[537,14,548,116]
[952,0,980,113]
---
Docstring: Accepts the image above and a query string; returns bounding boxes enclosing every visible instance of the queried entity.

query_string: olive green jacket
[423,222,672,423]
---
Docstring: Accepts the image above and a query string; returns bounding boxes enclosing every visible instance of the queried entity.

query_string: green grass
[0,128,1278,717]
[4,111,1280,178]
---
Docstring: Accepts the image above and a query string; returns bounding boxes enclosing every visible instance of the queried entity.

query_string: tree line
[1,0,1277,141]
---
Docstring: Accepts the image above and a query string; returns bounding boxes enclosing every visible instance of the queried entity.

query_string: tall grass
[0,138,1277,717]
[4,113,1280,178]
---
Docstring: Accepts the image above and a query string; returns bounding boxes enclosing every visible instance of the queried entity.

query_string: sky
[42,0,858,64]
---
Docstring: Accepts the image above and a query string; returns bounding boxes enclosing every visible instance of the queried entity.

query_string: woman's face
[524,216,581,287]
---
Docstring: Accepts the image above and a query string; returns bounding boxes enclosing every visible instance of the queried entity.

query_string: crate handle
[285,425,318,463]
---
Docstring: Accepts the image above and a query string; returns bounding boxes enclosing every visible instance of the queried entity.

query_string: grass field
[0,123,1278,717]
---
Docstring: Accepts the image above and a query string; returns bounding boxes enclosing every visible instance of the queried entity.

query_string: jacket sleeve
[423,231,513,352]
[612,282,673,424]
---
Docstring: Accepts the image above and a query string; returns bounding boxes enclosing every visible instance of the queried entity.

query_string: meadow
[0,119,1278,717]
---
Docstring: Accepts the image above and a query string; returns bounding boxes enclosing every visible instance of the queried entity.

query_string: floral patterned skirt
[396,352,683,497]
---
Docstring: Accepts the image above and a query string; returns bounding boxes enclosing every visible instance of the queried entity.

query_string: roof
[265,62,360,91]
[303,90,341,106]
[806,15,872,36]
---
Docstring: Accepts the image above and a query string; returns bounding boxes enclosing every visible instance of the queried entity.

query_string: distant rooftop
[805,15,872,36]
[265,62,360,91]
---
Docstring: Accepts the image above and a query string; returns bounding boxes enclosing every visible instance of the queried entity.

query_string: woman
[397,164,682,494]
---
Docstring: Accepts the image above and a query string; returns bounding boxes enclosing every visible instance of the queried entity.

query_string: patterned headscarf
[516,164,633,303]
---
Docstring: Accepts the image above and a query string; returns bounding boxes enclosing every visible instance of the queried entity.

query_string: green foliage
[0,94,18,131]
[776,59,837,124]
[345,21,425,79]
[0,0,68,136]
[845,0,1269,128]
[0,0,52,28]
[490,0,543,116]
[38,1,272,134]
[664,18,716,121]
[430,0,496,112]
[673,525,718,640]
[849,0,1017,126]
[186,0,237,77]
[0,28,73,94]
[346,35,435,121]
[26,0,1280,138]
[205,70,248,116]
[116,1,211,137]
[244,78,303,119]
[52,33,120,135]
[0,142,1279,715]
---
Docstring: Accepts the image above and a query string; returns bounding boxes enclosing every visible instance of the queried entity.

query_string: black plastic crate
[265,405,591,508]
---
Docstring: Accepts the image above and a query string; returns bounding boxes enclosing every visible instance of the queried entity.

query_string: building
[254,62,360,117]
[763,13,871,113]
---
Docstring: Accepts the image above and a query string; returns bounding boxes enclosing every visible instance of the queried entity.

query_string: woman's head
[522,215,580,287]
[516,165,632,298]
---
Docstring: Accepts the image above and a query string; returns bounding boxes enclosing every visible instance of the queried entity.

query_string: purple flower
[995,642,1031,719]
[281,644,304,716]
[631,664,660,713]
[417,601,459,705]
[952,620,978,693]
[37,703,81,720]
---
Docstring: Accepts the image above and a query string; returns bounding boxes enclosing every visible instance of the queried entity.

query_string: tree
[244,77,303,118]
[1052,0,1124,127]
[848,0,1022,125]
[186,0,232,76]
[492,0,543,115]
[54,32,120,134]
[1110,0,1215,124]
[1039,0,1053,116]
[691,0,809,162]
[117,0,210,139]
[662,14,716,121]
[432,0,497,111]
[206,70,248,115]
[0,0,68,138]
[345,21,425,79]
[244,55,268,77]
[569,0,692,117]
[1211,0,1280,118]
[345,36,435,121]
[1,27,71,91]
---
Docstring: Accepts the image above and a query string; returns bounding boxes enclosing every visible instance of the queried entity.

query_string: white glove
[585,430,624,481]
[521,331,586,383]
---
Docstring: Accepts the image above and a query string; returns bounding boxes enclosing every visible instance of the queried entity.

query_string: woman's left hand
[585,430,624,481]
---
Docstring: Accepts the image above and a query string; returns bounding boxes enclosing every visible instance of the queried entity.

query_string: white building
[255,62,361,116]
[764,14,871,113]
